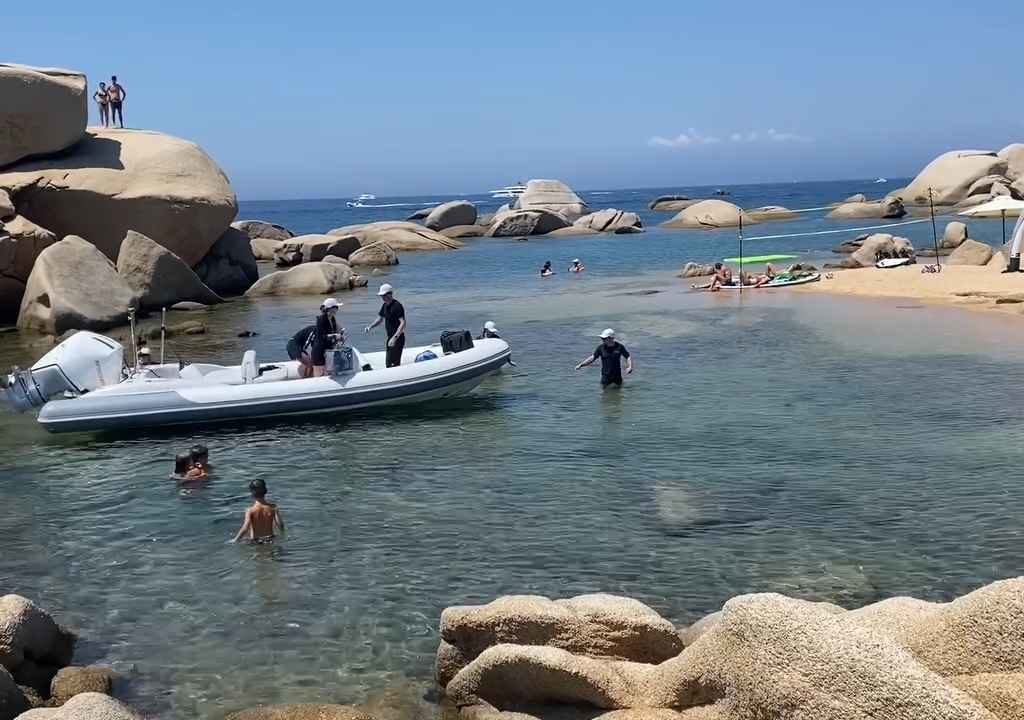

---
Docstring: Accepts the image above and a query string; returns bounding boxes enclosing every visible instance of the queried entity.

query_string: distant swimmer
[575,328,633,388]
[568,258,585,273]
[540,261,555,277]
[478,320,501,339]
[171,452,206,482]
[233,479,285,544]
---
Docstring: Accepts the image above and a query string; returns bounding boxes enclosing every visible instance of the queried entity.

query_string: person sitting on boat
[287,324,316,378]
[233,479,285,544]
[311,298,344,377]
[171,452,206,482]
[568,258,585,273]
[478,321,501,339]
[708,263,733,292]
[540,261,555,277]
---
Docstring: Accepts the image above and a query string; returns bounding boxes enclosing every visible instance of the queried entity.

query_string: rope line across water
[744,217,934,241]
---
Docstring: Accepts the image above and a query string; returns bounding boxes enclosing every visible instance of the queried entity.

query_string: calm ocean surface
[1,180,1022,718]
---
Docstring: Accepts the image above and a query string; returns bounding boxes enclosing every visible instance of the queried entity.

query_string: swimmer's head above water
[249,478,268,499]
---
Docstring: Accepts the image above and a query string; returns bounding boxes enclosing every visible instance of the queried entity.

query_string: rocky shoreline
[4,577,1023,720]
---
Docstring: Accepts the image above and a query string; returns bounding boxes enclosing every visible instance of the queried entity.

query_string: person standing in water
[311,298,343,377]
[568,258,585,273]
[93,82,110,128]
[364,283,406,368]
[107,75,126,128]
[540,261,555,277]
[575,328,633,388]
[233,479,285,543]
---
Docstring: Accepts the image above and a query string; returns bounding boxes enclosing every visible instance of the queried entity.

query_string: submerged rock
[226,704,374,720]
[49,666,114,706]
[245,261,366,297]
[0,64,86,166]
[745,205,798,222]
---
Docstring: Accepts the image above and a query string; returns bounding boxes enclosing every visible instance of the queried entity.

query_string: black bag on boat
[440,330,474,354]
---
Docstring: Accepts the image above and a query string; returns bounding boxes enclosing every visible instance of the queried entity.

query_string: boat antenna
[128,307,139,373]
[738,212,744,296]
[160,307,166,365]
[928,187,941,271]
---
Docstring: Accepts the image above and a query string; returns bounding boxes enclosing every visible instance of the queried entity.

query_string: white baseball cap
[484,321,498,332]
[600,328,615,338]
[378,283,394,296]
[573,258,580,263]
[322,297,341,309]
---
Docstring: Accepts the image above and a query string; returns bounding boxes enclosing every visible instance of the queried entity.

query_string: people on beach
[171,452,206,481]
[365,283,406,368]
[575,328,633,388]
[708,263,734,292]
[311,298,343,377]
[107,75,126,128]
[287,324,317,378]
[233,479,285,544]
[752,263,777,287]
[93,82,110,128]
[540,261,555,277]
[478,321,501,339]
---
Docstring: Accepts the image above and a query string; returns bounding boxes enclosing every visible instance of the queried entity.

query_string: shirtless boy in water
[233,479,285,543]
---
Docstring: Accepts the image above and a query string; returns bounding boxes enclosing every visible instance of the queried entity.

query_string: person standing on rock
[108,75,126,128]
[575,328,633,388]
[364,283,406,368]
[93,82,110,128]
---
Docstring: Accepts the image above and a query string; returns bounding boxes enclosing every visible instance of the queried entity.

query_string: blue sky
[8,1,1022,199]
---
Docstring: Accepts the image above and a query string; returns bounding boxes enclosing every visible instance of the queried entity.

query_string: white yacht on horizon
[489,182,527,198]
[355,193,377,200]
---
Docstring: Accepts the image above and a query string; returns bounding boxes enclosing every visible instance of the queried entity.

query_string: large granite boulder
[273,234,362,267]
[17,236,139,334]
[661,200,754,229]
[49,666,114,706]
[895,150,1009,206]
[841,193,868,203]
[0,595,74,675]
[950,673,1024,720]
[250,237,285,261]
[678,262,716,278]
[245,261,366,297]
[0,666,28,720]
[0,190,13,220]
[231,219,295,242]
[744,206,798,222]
[440,225,487,239]
[425,201,477,231]
[17,692,141,720]
[0,277,25,321]
[347,241,398,267]
[942,221,969,249]
[515,180,589,220]
[407,207,434,221]
[116,230,222,309]
[998,144,1024,182]
[194,228,259,295]
[226,705,374,720]
[489,210,571,237]
[437,593,682,686]
[0,129,237,265]
[0,216,58,306]
[846,233,914,267]
[828,197,906,219]
[574,210,643,233]
[948,239,994,266]
[327,222,462,251]
[0,64,86,167]
[648,196,698,211]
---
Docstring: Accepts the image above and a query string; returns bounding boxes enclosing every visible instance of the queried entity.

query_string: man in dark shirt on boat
[575,328,633,387]
[364,283,406,368]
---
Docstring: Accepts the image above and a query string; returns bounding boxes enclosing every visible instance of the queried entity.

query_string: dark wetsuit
[379,300,406,368]
[311,314,338,366]
[593,341,630,386]
[287,325,316,361]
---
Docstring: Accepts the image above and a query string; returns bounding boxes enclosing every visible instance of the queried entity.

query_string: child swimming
[233,479,285,544]
[170,452,206,481]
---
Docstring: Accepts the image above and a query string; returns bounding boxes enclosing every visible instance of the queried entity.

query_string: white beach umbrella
[959,196,1024,244]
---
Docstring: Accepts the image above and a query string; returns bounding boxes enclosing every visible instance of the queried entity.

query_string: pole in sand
[738,213,744,295]
[928,187,941,270]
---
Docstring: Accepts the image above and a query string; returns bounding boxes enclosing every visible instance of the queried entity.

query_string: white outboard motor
[3,331,124,411]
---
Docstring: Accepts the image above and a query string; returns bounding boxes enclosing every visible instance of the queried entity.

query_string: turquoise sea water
[1,181,1022,718]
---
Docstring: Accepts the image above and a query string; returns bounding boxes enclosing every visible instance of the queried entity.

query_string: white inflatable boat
[3,331,511,433]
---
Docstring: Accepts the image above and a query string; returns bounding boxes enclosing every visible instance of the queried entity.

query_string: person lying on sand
[233,479,285,544]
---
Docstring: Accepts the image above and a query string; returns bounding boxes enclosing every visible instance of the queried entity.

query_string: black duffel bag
[440,330,474,354]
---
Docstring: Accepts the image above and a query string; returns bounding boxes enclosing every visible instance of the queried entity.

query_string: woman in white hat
[568,258,585,273]
[364,283,406,368]
[478,320,501,339]
[311,297,343,377]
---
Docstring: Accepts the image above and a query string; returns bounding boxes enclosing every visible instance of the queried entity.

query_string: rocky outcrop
[225,705,375,720]
[677,611,722,647]
[49,666,114,706]
[194,228,259,295]
[441,225,487,239]
[347,241,398,267]
[0,129,237,266]
[425,201,477,231]
[407,207,434,221]
[744,206,798,222]
[245,261,366,297]
[895,150,1009,206]
[17,692,141,720]
[327,222,462,251]
[677,263,716,278]
[574,209,643,233]
[273,234,362,267]
[489,210,571,237]
[116,230,222,309]
[231,220,295,243]
[950,673,1024,720]
[828,197,906,219]
[0,666,28,720]
[251,238,285,261]
[841,193,868,203]
[0,64,86,167]
[0,216,58,314]
[0,594,75,712]
[999,144,1024,182]
[942,221,969,249]
[17,236,139,333]
[649,196,698,211]
[840,233,914,268]
[437,593,682,687]
[948,239,994,266]
[661,200,754,229]
[515,180,589,220]
[0,190,13,220]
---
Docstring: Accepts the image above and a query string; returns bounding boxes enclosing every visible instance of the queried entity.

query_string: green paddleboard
[722,254,798,263]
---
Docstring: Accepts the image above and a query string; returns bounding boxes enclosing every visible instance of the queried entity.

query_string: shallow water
[1,181,1022,718]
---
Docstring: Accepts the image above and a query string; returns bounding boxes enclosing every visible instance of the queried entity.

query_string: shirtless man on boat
[233,479,285,543]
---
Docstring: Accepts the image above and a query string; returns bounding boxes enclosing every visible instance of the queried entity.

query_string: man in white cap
[569,258,585,273]
[312,297,344,377]
[478,320,500,339]
[575,328,633,388]
[364,283,406,367]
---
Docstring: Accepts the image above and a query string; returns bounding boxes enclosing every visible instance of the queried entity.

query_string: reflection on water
[2,204,1024,717]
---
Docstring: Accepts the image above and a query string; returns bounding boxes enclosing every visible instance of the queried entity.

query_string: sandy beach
[798,262,1024,314]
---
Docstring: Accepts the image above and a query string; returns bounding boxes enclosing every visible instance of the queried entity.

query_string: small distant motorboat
[874,177,888,184]
[713,189,730,196]
[356,193,376,200]
[490,182,527,199]
[3,330,511,433]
